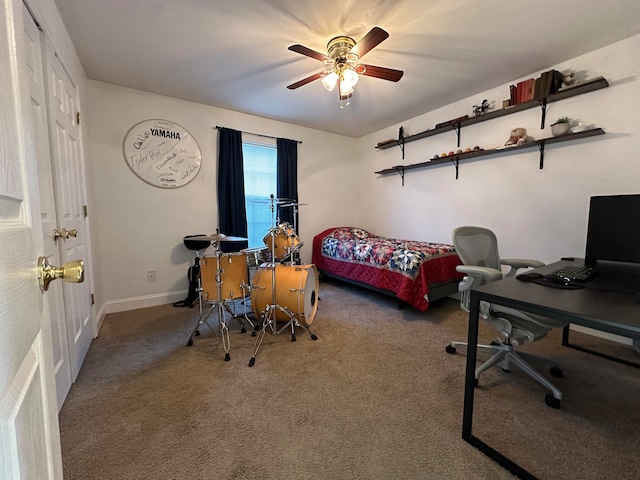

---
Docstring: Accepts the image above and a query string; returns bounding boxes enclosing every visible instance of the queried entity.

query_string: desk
[462,259,640,480]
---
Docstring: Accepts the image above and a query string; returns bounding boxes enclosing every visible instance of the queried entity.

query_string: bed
[312,227,464,311]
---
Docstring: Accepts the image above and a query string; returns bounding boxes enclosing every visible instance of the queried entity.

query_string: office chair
[446,226,568,408]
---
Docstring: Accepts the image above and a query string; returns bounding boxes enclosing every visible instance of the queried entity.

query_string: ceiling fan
[287,26,404,107]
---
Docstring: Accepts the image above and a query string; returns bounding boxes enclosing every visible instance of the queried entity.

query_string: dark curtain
[217,128,248,252]
[276,138,298,229]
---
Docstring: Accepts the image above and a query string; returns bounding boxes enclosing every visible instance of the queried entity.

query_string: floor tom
[200,252,248,302]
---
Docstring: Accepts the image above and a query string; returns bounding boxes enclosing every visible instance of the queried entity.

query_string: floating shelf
[375,128,606,183]
[375,77,609,151]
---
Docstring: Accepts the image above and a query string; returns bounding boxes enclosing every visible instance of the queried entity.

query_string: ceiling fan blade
[287,72,324,89]
[359,64,404,82]
[288,44,328,62]
[351,27,389,58]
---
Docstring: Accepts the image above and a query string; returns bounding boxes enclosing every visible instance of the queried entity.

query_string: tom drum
[263,223,303,261]
[251,263,318,325]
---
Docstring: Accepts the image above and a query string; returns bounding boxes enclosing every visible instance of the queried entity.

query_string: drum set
[184,197,319,366]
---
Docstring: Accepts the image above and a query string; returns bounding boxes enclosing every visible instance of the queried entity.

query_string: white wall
[356,34,640,265]
[87,33,640,319]
[86,82,358,314]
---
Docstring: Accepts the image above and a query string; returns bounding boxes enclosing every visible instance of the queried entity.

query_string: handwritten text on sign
[123,119,202,188]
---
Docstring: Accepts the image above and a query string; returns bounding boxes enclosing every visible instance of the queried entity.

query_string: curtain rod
[215,126,302,144]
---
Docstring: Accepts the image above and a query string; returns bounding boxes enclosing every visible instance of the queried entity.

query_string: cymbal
[280,202,308,208]
[241,246,268,253]
[250,197,293,204]
[190,234,247,242]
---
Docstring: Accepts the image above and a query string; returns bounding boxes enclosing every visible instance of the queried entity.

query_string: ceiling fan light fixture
[342,67,359,88]
[338,80,353,98]
[287,27,402,109]
[321,71,338,92]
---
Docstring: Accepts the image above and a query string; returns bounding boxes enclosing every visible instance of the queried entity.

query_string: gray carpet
[59,279,640,479]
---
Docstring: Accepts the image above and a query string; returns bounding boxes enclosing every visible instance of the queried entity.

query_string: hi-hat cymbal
[190,233,247,242]
[280,202,308,208]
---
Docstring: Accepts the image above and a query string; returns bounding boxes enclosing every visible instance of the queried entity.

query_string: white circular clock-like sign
[123,119,202,188]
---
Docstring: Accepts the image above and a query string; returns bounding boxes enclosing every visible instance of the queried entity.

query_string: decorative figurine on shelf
[472,99,492,117]
[561,71,576,89]
[504,127,530,146]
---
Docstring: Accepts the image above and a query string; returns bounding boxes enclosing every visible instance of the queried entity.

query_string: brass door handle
[37,256,84,292]
[52,228,78,241]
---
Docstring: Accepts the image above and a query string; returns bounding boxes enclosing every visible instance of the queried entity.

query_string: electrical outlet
[147,271,157,282]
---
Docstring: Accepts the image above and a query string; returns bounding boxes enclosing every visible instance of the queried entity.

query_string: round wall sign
[123,119,202,188]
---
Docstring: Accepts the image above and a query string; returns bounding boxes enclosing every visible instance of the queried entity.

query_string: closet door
[43,34,94,383]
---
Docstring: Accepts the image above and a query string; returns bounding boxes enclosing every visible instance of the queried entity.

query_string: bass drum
[251,263,318,325]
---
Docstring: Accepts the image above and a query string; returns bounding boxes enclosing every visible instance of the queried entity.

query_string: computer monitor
[585,194,640,267]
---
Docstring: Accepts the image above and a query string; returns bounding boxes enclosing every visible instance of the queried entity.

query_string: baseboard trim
[104,290,187,314]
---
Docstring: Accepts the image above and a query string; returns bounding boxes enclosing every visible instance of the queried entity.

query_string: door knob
[37,256,84,292]
[52,228,78,241]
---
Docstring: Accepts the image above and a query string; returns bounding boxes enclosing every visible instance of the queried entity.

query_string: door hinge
[83,205,88,218]
[77,111,80,124]
[91,293,95,306]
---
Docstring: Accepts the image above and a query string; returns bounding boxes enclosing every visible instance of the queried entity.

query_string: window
[242,138,277,248]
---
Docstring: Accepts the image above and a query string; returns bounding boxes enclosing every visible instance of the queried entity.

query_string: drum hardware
[173,235,211,308]
[278,201,307,265]
[248,263,319,367]
[186,247,255,361]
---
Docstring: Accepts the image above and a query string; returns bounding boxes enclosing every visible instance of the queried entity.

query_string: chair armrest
[456,265,503,283]
[501,258,545,277]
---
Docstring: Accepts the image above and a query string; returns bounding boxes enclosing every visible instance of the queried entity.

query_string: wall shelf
[374,76,609,152]
[375,128,606,182]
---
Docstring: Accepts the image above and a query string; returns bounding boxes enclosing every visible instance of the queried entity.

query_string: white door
[0,0,63,477]
[43,22,94,382]
[24,2,72,411]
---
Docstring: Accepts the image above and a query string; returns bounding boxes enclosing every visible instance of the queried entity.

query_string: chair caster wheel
[474,378,479,388]
[311,334,318,341]
[241,327,247,334]
[545,393,560,409]
[248,357,255,367]
[224,353,230,362]
[186,339,193,347]
[550,366,563,378]
[251,331,257,337]
[445,345,456,354]
[195,330,200,337]
[291,334,296,342]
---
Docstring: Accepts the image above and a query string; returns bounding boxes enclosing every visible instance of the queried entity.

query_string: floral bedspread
[312,227,463,311]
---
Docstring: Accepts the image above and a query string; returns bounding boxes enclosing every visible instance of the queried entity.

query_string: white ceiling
[53,0,640,138]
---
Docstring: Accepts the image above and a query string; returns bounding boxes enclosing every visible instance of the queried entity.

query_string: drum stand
[248,196,317,367]
[186,248,254,361]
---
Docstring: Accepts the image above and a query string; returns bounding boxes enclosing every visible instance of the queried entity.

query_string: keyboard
[549,265,596,282]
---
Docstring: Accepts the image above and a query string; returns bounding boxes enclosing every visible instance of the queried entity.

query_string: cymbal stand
[289,203,301,265]
[249,293,317,367]
[248,194,281,367]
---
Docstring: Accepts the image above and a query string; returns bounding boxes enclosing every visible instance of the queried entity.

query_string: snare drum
[251,263,318,325]
[200,252,248,301]
[241,246,271,268]
[263,223,303,261]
